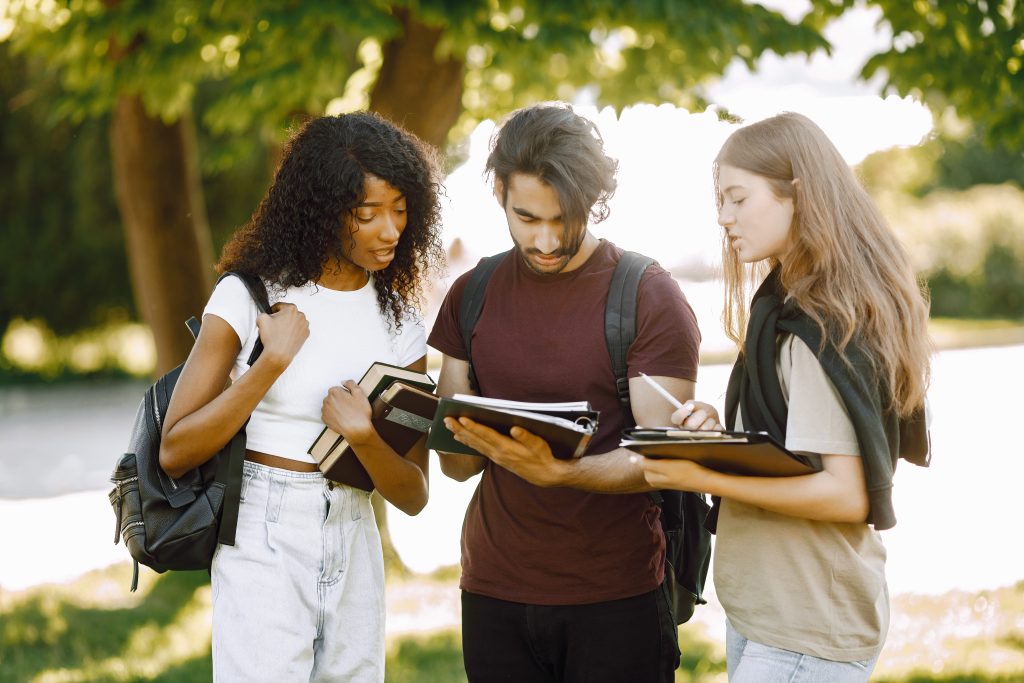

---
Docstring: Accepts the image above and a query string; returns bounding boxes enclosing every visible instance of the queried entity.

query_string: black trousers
[461,588,679,683]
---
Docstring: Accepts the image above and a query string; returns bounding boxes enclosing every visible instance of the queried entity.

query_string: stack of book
[308,362,439,491]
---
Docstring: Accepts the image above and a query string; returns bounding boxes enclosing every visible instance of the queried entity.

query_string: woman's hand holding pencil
[638,372,725,432]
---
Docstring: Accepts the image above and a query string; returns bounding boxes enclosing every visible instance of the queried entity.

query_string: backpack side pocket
[109,453,146,552]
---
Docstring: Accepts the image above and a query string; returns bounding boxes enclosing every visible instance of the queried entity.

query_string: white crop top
[203,275,426,463]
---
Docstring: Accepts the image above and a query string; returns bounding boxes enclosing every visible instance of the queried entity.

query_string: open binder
[427,394,599,460]
[621,428,822,477]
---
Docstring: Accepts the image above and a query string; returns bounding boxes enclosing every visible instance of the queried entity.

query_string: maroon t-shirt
[428,240,701,604]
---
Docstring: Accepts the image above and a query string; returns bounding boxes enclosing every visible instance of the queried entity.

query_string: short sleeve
[394,310,427,366]
[427,269,473,360]
[783,336,860,456]
[203,275,258,349]
[627,267,701,382]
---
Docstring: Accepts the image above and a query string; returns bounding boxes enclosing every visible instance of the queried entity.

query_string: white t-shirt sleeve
[782,336,860,457]
[202,275,258,349]
[394,310,427,367]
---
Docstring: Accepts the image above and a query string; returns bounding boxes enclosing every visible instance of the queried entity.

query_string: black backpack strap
[213,271,272,546]
[220,271,272,367]
[215,430,248,545]
[185,272,271,348]
[605,252,710,620]
[604,251,654,422]
[605,252,665,505]
[458,251,511,393]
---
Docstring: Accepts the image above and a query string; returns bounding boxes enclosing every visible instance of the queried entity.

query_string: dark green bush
[926,243,1024,320]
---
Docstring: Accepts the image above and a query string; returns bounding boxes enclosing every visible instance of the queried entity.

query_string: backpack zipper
[151,385,162,431]
[121,520,145,535]
[114,476,139,498]
[150,386,178,491]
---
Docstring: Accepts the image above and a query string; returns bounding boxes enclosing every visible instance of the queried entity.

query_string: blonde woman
[635,112,930,681]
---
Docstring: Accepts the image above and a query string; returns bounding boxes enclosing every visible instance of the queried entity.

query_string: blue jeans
[211,461,385,682]
[726,620,877,682]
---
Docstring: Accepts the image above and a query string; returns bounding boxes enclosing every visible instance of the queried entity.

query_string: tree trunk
[366,11,465,575]
[370,7,465,150]
[110,95,214,375]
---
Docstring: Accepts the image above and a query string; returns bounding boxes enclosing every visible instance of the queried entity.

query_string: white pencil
[638,372,685,410]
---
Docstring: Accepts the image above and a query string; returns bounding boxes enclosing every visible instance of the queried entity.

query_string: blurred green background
[2,0,1022,382]
[1,1,1022,681]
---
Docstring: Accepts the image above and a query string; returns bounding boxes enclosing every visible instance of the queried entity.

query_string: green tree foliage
[0,43,271,335]
[868,181,1024,320]
[925,123,1024,191]
[0,48,130,334]
[859,120,1024,198]
[814,0,1024,148]
[928,243,1024,320]
[5,0,829,140]
[2,0,830,338]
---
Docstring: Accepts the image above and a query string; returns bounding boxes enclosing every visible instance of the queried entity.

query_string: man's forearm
[558,447,654,493]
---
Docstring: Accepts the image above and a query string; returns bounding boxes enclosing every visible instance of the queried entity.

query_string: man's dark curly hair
[486,102,618,235]
[217,112,445,328]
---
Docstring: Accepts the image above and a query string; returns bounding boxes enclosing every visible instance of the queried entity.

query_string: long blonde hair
[715,112,931,417]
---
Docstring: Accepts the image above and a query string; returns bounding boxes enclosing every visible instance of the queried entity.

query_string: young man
[429,103,702,683]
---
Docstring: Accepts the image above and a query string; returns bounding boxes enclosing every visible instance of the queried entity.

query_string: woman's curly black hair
[217,112,445,328]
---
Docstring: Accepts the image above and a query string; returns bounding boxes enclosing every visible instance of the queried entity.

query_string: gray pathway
[0,381,147,499]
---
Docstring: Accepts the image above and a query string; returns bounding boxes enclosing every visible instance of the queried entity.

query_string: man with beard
[428,102,704,683]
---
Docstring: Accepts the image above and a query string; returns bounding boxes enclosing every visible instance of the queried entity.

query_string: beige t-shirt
[714,334,888,662]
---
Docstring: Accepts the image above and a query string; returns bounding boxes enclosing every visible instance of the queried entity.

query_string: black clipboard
[621,428,822,477]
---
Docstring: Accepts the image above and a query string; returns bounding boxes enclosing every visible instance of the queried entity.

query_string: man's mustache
[524,248,570,257]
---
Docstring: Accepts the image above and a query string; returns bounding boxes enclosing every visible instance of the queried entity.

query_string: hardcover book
[314,381,439,491]
[308,361,436,464]
[426,394,599,460]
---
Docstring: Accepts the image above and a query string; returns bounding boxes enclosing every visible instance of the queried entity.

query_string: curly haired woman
[635,112,931,682]
[157,112,445,681]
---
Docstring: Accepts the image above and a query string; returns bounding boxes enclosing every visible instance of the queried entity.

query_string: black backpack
[108,272,271,591]
[458,250,712,624]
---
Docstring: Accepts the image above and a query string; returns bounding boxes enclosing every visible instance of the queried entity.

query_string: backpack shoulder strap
[221,271,272,315]
[211,272,272,547]
[604,250,655,423]
[184,272,272,351]
[458,250,511,393]
[220,271,272,367]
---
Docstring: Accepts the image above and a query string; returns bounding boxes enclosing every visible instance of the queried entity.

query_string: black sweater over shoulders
[720,268,929,532]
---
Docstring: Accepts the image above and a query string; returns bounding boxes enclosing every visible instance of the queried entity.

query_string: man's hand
[444,417,570,487]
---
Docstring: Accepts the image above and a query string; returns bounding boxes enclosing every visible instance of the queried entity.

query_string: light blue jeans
[726,620,878,682]
[211,461,385,682]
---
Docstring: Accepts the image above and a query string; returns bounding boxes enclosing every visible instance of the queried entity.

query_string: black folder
[621,428,822,477]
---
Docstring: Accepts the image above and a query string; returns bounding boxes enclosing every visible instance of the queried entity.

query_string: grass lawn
[927,318,1024,351]
[2,564,1022,682]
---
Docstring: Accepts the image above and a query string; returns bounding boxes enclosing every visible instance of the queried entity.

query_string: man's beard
[511,229,586,275]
